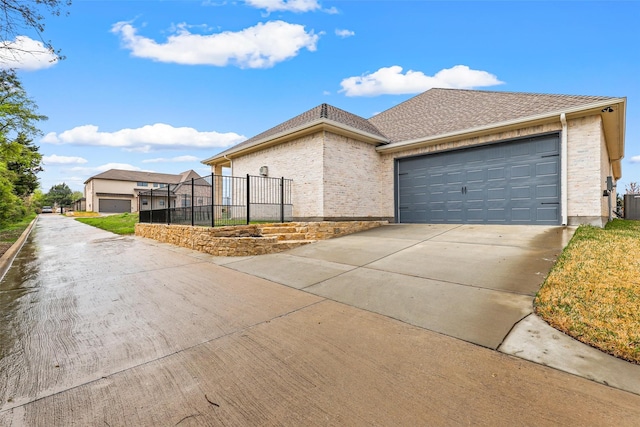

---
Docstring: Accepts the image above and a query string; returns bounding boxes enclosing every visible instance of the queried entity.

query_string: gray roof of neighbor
[84,169,200,185]
[369,88,617,143]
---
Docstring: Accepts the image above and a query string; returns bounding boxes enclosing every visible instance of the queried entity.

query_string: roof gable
[369,88,618,143]
[207,103,387,162]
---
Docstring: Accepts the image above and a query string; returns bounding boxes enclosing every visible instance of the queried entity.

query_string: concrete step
[260,226,299,235]
[268,233,308,241]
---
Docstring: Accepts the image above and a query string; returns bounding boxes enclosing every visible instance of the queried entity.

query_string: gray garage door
[397,134,560,224]
[99,199,131,213]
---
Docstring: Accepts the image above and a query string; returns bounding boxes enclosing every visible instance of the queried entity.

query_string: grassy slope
[75,213,138,235]
[535,219,640,364]
[0,214,37,257]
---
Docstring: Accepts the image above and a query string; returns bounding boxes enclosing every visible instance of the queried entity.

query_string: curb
[0,216,38,282]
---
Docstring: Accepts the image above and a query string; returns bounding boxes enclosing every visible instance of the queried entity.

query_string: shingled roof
[369,88,617,143]
[84,169,200,185]
[204,88,623,165]
[210,103,388,160]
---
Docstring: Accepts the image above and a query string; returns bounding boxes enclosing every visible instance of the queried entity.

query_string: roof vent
[320,103,328,119]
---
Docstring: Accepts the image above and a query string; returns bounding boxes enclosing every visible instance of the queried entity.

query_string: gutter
[560,113,568,225]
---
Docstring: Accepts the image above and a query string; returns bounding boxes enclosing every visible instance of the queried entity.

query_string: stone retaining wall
[135,221,387,257]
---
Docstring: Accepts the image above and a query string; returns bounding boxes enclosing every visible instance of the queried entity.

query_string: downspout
[560,113,568,225]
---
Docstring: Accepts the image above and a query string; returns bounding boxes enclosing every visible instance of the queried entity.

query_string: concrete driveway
[3,216,640,425]
[219,224,573,349]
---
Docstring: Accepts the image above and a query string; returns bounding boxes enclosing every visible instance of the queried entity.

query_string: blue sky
[3,0,639,193]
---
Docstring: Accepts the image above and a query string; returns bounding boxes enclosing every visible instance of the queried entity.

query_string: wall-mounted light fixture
[259,166,269,177]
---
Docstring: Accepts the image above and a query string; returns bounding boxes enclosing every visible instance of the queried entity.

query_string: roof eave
[202,119,389,166]
[376,98,627,159]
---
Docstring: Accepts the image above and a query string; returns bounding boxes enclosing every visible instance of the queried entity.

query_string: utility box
[624,194,640,220]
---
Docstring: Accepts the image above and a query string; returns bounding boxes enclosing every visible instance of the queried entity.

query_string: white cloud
[41,123,246,153]
[245,0,321,13]
[111,20,319,68]
[0,36,58,71]
[335,29,355,38]
[340,65,504,97]
[630,155,640,163]
[142,155,200,164]
[42,155,88,165]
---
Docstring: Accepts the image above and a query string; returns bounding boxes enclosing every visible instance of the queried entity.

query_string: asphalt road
[1,215,639,426]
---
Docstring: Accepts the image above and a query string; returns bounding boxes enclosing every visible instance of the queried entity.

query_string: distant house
[84,169,201,213]
[73,197,86,212]
[203,88,626,227]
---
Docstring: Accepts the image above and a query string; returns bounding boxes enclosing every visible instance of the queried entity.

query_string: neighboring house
[84,169,201,213]
[73,198,86,212]
[203,88,626,227]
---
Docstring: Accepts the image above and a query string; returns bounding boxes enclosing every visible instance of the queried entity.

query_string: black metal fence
[138,174,293,227]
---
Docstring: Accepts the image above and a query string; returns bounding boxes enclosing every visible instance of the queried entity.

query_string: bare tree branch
[0,0,71,64]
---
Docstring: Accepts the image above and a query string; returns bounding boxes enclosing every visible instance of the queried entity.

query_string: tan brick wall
[566,115,607,225]
[231,133,324,219]
[323,132,388,218]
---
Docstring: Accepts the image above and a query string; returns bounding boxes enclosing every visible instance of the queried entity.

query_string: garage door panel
[397,134,560,225]
[487,167,506,181]
[487,188,507,202]
[537,138,559,154]
[537,206,559,222]
[537,184,559,198]
[536,160,558,176]
[99,199,131,213]
[511,186,532,200]
[446,171,464,184]
[511,208,533,222]
[466,169,485,183]
[510,164,532,179]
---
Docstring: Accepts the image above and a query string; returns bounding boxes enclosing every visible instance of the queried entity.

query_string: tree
[626,182,640,195]
[0,0,71,64]
[0,70,45,206]
[45,182,72,207]
[0,69,47,139]
[0,161,23,226]
[1,133,43,197]
[71,190,83,201]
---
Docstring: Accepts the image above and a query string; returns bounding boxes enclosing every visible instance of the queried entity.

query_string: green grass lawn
[0,214,37,243]
[0,214,37,258]
[75,213,139,235]
[535,219,640,364]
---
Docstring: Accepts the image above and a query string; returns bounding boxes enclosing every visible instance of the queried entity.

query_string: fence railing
[138,174,293,226]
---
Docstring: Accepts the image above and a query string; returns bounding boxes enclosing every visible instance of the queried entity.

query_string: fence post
[191,178,195,227]
[246,174,250,225]
[280,177,285,223]
[211,173,215,228]
[167,183,171,225]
